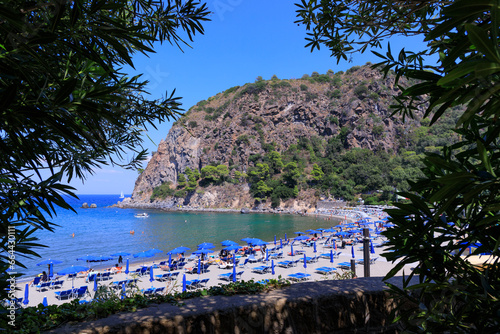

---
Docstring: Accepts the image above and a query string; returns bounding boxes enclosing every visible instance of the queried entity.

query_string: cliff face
[130,66,425,210]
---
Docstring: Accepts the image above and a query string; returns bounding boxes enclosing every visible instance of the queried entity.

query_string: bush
[242,81,267,95]
[300,84,308,91]
[188,121,197,128]
[354,84,369,98]
[150,182,175,200]
[328,89,341,99]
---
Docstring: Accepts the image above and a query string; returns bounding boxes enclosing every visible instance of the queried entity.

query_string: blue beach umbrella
[42,296,48,307]
[271,260,275,275]
[330,250,334,263]
[313,241,317,253]
[290,244,294,256]
[197,258,201,276]
[223,245,241,252]
[241,237,254,243]
[303,253,307,270]
[49,264,53,279]
[125,259,129,275]
[274,235,276,245]
[168,247,190,254]
[295,235,309,241]
[370,241,375,254]
[149,248,163,254]
[23,284,29,306]
[133,250,156,266]
[182,274,186,292]
[198,242,215,249]
[221,240,238,246]
[149,266,154,284]
[351,245,355,258]
[294,231,305,235]
[265,249,269,262]
[285,233,287,241]
[306,229,316,233]
[168,253,172,268]
[36,259,63,266]
[121,282,126,300]
[280,238,283,248]
[252,240,268,247]
[232,264,237,282]
[232,253,236,265]
[94,277,98,292]
[192,249,213,255]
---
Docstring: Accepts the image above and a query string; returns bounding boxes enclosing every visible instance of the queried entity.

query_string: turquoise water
[16,195,339,278]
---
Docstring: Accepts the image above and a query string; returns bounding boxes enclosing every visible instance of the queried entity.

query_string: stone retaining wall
[48,277,408,334]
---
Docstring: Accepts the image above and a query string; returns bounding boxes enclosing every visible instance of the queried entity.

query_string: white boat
[134,213,149,218]
[119,191,125,199]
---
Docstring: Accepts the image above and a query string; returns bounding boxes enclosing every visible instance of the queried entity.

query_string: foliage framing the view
[296,0,500,332]
[0,0,210,306]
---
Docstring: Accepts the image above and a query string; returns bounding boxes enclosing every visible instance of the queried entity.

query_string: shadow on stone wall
[48,277,411,334]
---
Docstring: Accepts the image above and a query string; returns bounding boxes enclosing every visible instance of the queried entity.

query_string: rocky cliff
[128,66,430,210]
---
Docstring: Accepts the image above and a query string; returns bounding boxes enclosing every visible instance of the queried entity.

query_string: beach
[14,214,414,308]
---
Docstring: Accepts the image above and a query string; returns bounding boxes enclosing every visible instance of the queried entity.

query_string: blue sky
[74,0,431,194]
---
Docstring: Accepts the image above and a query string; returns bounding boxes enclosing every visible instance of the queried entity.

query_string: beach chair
[67,273,77,280]
[169,272,180,281]
[247,254,259,263]
[142,287,155,296]
[370,257,379,264]
[251,266,270,274]
[184,266,198,274]
[218,272,232,281]
[87,273,97,282]
[75,286,89,298]
[236,271,244,280]
[287,273,311,281]
[36,282,52,292]
[55,288,76,300]
[155,273,170,282]
[30,276,41,287]
[315,267,337,275]
[277,260,293,268]
[186,279,200,290]
[199,278,210,288]
[50,280,64,290]
[154,287,165,295]
[337,262,352,270]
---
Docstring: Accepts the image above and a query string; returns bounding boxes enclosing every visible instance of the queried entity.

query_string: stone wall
[48,277,409,334]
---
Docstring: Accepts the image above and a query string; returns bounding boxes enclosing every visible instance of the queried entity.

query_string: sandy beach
[14,214,414,308]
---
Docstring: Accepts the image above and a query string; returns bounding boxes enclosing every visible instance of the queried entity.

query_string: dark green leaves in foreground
[0,0,210,303]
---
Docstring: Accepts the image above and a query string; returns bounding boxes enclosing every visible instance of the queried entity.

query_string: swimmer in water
[130,230,135,234]
[71,233,75,238]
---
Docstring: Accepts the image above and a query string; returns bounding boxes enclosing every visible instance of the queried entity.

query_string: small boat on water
[119,191,125,199]
[134,213,149,218]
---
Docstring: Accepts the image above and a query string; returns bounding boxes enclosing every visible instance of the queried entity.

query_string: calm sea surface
[17,195,339,278]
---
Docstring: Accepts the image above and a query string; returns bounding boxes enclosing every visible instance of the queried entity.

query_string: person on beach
[118,255,123,264]
[41,271,48,282]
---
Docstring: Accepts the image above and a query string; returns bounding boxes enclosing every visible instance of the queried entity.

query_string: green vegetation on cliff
[150,66,460,206]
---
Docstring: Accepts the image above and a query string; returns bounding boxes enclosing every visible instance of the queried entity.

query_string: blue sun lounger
[252,266,271,274]
[55,288,77,300]
[277,260,293,268]
[315,267,337,274]
[287,273,311,281]
[337,262,353,269]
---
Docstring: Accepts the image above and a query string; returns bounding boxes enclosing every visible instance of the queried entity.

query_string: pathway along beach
[14,210,415,308]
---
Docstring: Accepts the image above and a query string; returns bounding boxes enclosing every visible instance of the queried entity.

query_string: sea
[15,194,340,280]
